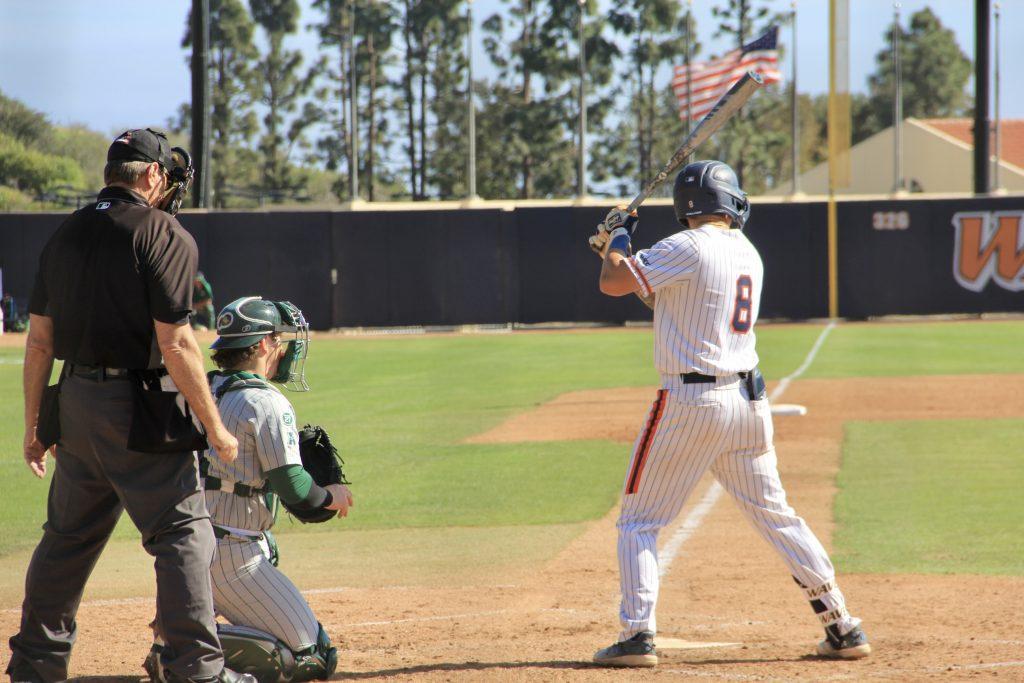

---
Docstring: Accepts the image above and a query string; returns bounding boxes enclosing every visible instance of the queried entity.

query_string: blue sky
[0,0,1019,136]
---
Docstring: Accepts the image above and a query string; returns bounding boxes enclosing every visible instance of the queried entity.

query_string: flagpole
[993,1,1001,191]
[685,0,693,161]
[791,0,799,194]
[892,1,903,193]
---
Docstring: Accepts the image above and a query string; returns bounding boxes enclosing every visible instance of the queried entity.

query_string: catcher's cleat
[592,631,658,668]
[817,625,872,659]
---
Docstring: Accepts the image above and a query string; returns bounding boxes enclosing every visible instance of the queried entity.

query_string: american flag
[672,27,782,120]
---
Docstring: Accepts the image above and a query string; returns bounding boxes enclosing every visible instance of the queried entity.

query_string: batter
[589,161,871,667]
[145,296,353,683]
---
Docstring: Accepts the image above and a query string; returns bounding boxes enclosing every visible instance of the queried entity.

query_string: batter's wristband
[607,228,631,255]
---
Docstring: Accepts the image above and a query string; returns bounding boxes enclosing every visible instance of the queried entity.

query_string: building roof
[918,118,1024,170]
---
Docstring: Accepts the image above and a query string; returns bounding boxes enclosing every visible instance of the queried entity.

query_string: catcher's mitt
[282,425,350,524]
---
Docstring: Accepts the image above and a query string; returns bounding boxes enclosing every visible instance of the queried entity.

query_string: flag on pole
[672,26,782,120]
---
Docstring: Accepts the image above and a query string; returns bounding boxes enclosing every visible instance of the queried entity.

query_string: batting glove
[602,206,638,235]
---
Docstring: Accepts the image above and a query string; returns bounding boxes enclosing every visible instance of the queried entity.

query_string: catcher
[145,296,353,683]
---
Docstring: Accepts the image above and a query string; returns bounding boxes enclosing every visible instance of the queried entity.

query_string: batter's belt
[679,369,766,400]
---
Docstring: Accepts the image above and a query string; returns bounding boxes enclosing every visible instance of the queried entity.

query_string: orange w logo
[952,211,1024,292]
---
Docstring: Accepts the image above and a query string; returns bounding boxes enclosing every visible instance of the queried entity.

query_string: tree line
[0,2,973,209]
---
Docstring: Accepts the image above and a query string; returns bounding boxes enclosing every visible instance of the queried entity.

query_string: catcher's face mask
[156,147,194,216]
[270,301,310,392]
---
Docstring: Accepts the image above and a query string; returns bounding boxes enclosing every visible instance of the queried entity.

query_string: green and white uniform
[206,372,320,652]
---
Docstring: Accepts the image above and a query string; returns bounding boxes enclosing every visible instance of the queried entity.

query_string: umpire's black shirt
[29,186,198,369]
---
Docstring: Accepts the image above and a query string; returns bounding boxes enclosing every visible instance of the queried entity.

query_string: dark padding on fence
[2,195,1021,328]
[331,210,512,327]
[0,214,63,315]
[837,197,1024,318]
[744,201,830,320]
[180,211,334,330]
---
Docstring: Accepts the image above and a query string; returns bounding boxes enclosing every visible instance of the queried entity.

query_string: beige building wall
[768,118,1024,196]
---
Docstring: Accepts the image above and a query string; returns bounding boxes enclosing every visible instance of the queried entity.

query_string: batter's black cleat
[592,630,658,668]
[816,625,872,659]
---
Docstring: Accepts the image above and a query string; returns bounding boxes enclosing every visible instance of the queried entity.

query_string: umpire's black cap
[107,128,173,170]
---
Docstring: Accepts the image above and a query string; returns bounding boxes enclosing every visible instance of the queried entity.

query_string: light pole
[349,1,359,202]
[993,1,1001,191]
[791,0,799,194]
[467,0,478,199]
[892,2,903,193]
[577,0,587,198]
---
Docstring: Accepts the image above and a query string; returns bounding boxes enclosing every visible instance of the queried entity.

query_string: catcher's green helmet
[211,297,284,350]
[211,296,311,391]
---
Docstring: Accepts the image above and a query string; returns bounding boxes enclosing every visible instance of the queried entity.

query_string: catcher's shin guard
[214,623,336,683]
[216,624,296,683]
[291,624,338,682]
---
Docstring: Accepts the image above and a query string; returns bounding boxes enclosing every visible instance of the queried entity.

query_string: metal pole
[349,1,359,201]
[467,0,477,198]
[685,0,693,135]
[190,0,210,208]
[892,2,903,192]
[993,1,1001,190]
[791,0,799,193]
[974,0,991,194]
[577,0,587,197]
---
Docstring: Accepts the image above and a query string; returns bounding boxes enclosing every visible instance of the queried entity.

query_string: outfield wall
[1,195,1021,328]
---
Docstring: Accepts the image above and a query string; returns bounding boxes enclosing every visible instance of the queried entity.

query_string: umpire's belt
[68,364,131,381]
[204,476,269,498]
[680,371,751,384]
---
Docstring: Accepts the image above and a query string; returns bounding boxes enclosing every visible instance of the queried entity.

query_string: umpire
[8,129,254,683]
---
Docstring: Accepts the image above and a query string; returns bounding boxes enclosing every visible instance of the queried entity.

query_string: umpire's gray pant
[7,374,223,682]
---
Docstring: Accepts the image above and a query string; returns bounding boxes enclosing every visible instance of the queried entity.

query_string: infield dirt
[2,374,1022,681]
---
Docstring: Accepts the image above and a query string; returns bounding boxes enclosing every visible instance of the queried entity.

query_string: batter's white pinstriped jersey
[205,375,303,531]
[610,222,861,646]
[627,225,762,375]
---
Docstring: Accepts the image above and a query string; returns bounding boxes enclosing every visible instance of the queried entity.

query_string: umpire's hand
[23,430,54,479]
[208,427,239,464]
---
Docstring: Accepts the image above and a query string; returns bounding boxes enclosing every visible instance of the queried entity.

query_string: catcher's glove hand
[282,425,351,524]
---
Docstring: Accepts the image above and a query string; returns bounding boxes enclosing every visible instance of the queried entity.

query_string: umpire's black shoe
[817,625,872,659]
[593,630,658,668]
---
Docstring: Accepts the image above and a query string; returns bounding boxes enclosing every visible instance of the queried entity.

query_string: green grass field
[0,324,825,555]
[1,319,1021,581]
[834,418,1024,575]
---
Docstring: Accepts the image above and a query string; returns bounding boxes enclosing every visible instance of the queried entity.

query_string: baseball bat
[625,70,764,214]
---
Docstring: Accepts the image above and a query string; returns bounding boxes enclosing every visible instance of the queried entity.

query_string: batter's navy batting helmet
[672,160,750,229]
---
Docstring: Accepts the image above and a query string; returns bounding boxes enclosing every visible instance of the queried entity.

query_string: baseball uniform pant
[212,535,320,652]
[616,375,858,641]
[7,374,222,682]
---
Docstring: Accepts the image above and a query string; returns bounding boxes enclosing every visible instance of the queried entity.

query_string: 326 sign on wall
[952,211,1024,292]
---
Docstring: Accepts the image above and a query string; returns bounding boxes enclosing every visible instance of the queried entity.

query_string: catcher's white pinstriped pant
[617,374,857,641]
[211,536,320,651]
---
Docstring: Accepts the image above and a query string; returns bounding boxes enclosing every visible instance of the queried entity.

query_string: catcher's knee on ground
[218,623,337,683]
[145,623,337,683]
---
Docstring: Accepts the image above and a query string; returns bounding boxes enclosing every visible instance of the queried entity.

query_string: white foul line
[657,320,837,578]
[769,319,837,402]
